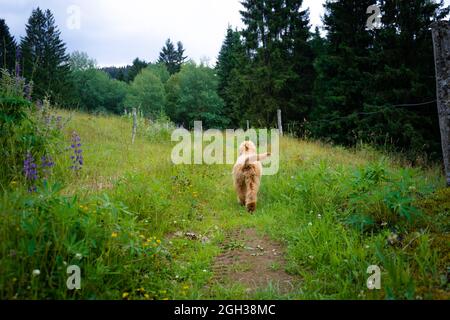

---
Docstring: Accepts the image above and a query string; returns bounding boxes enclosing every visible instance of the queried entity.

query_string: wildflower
[144,294,150,299]
[317,214,322,219]
[182,285,189,290]
[308,222,313,226]
[75,253,83,260]
[23,152,38,192]
[122,292,129,299]
[70,132,83,171]
[156,239,161,244]
[41,155,55,179]
[111,232,118,238]
[32,269,40,277]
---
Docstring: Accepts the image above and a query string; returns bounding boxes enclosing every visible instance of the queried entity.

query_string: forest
[1,1,449,159]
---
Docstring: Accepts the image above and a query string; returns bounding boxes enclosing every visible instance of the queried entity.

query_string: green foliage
[310,0,450,159]
[0,70,63,188]
[165,62,227,128]
[146,63,170,84]
[71,69,128,114]
[125,68,166,117]
[0,19,17,72]
[127,58,148,83]
[0,184,171,299]
[69,51,97,71]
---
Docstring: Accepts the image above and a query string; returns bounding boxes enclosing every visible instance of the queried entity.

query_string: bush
[71,69,128,114]
[125,69,166,117]
[0,70,63,187]
[165,62,228,129]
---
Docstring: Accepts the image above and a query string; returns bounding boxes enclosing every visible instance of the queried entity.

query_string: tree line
[1,1,449,158]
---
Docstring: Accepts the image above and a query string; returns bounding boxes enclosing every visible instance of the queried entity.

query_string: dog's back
[233,147,270,212]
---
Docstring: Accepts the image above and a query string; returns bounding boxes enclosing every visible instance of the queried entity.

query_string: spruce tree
[216,26,246,126]
[366,0,450,157]
[312,0,377,145]
[158,39,186,75]
[20,8,70,101]
[238,0,315,126]
[0,19,16,72]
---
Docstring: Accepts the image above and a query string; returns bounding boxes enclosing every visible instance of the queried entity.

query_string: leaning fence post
[431,21,450,187]
[132,107,137,144]
[277,109,283,137]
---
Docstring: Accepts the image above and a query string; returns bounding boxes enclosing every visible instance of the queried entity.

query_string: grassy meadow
[1,109,449,300]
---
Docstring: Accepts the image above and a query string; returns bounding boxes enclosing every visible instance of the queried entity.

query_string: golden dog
[232,141,270,213]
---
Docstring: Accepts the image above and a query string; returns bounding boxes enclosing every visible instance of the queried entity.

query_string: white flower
[308,222,313,226]
[32,269,40,277]
[75,253,83,260]
[317,214,322,219]
[308,255,314,260]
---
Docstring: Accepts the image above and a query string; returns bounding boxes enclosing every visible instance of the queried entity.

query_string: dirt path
[211,228,298,294]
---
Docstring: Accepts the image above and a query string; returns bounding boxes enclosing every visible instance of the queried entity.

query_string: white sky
[0,0,448,67]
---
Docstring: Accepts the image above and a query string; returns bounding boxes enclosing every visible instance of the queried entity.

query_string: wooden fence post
[132,107,137,144]
[431,21,450,187]
[277,109,283,137]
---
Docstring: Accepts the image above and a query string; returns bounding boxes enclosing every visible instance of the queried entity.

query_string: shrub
[125,69,166,117]
[0,70,63,187]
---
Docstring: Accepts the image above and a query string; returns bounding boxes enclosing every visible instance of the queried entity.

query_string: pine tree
[0,19,16,72]
[311,0,377,144]
[238,0,315,126]
[216,26,246,126]
[158,39,186,75]
[365,0,450,157]
[20,8,70,101]
[176,41,187,68]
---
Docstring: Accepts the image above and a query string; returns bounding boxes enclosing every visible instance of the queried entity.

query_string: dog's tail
[243,153,271,170]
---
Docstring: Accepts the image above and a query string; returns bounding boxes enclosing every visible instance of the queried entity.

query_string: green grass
[1,110,448,300]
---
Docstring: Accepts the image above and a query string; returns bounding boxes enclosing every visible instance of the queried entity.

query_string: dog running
[232,141,271,213]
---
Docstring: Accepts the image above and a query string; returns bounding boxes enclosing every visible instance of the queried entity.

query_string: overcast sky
[1,0,448,67]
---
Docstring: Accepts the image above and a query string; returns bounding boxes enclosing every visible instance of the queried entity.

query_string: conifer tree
[158,39,186,75]
[20,8,70,101]
[0,19,16,72]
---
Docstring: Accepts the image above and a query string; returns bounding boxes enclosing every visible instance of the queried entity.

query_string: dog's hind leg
[245,177,258,213]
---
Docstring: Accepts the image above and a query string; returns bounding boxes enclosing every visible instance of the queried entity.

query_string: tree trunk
[431,21,450,187]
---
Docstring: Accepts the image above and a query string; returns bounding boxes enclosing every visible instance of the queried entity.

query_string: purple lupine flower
[23,152,38,192]
[41,155,55,179]
[70,132,83,171]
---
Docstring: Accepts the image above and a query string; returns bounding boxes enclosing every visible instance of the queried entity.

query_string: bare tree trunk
[132,107,137,144]
[431,21,450,187]
[277,109,283,137]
